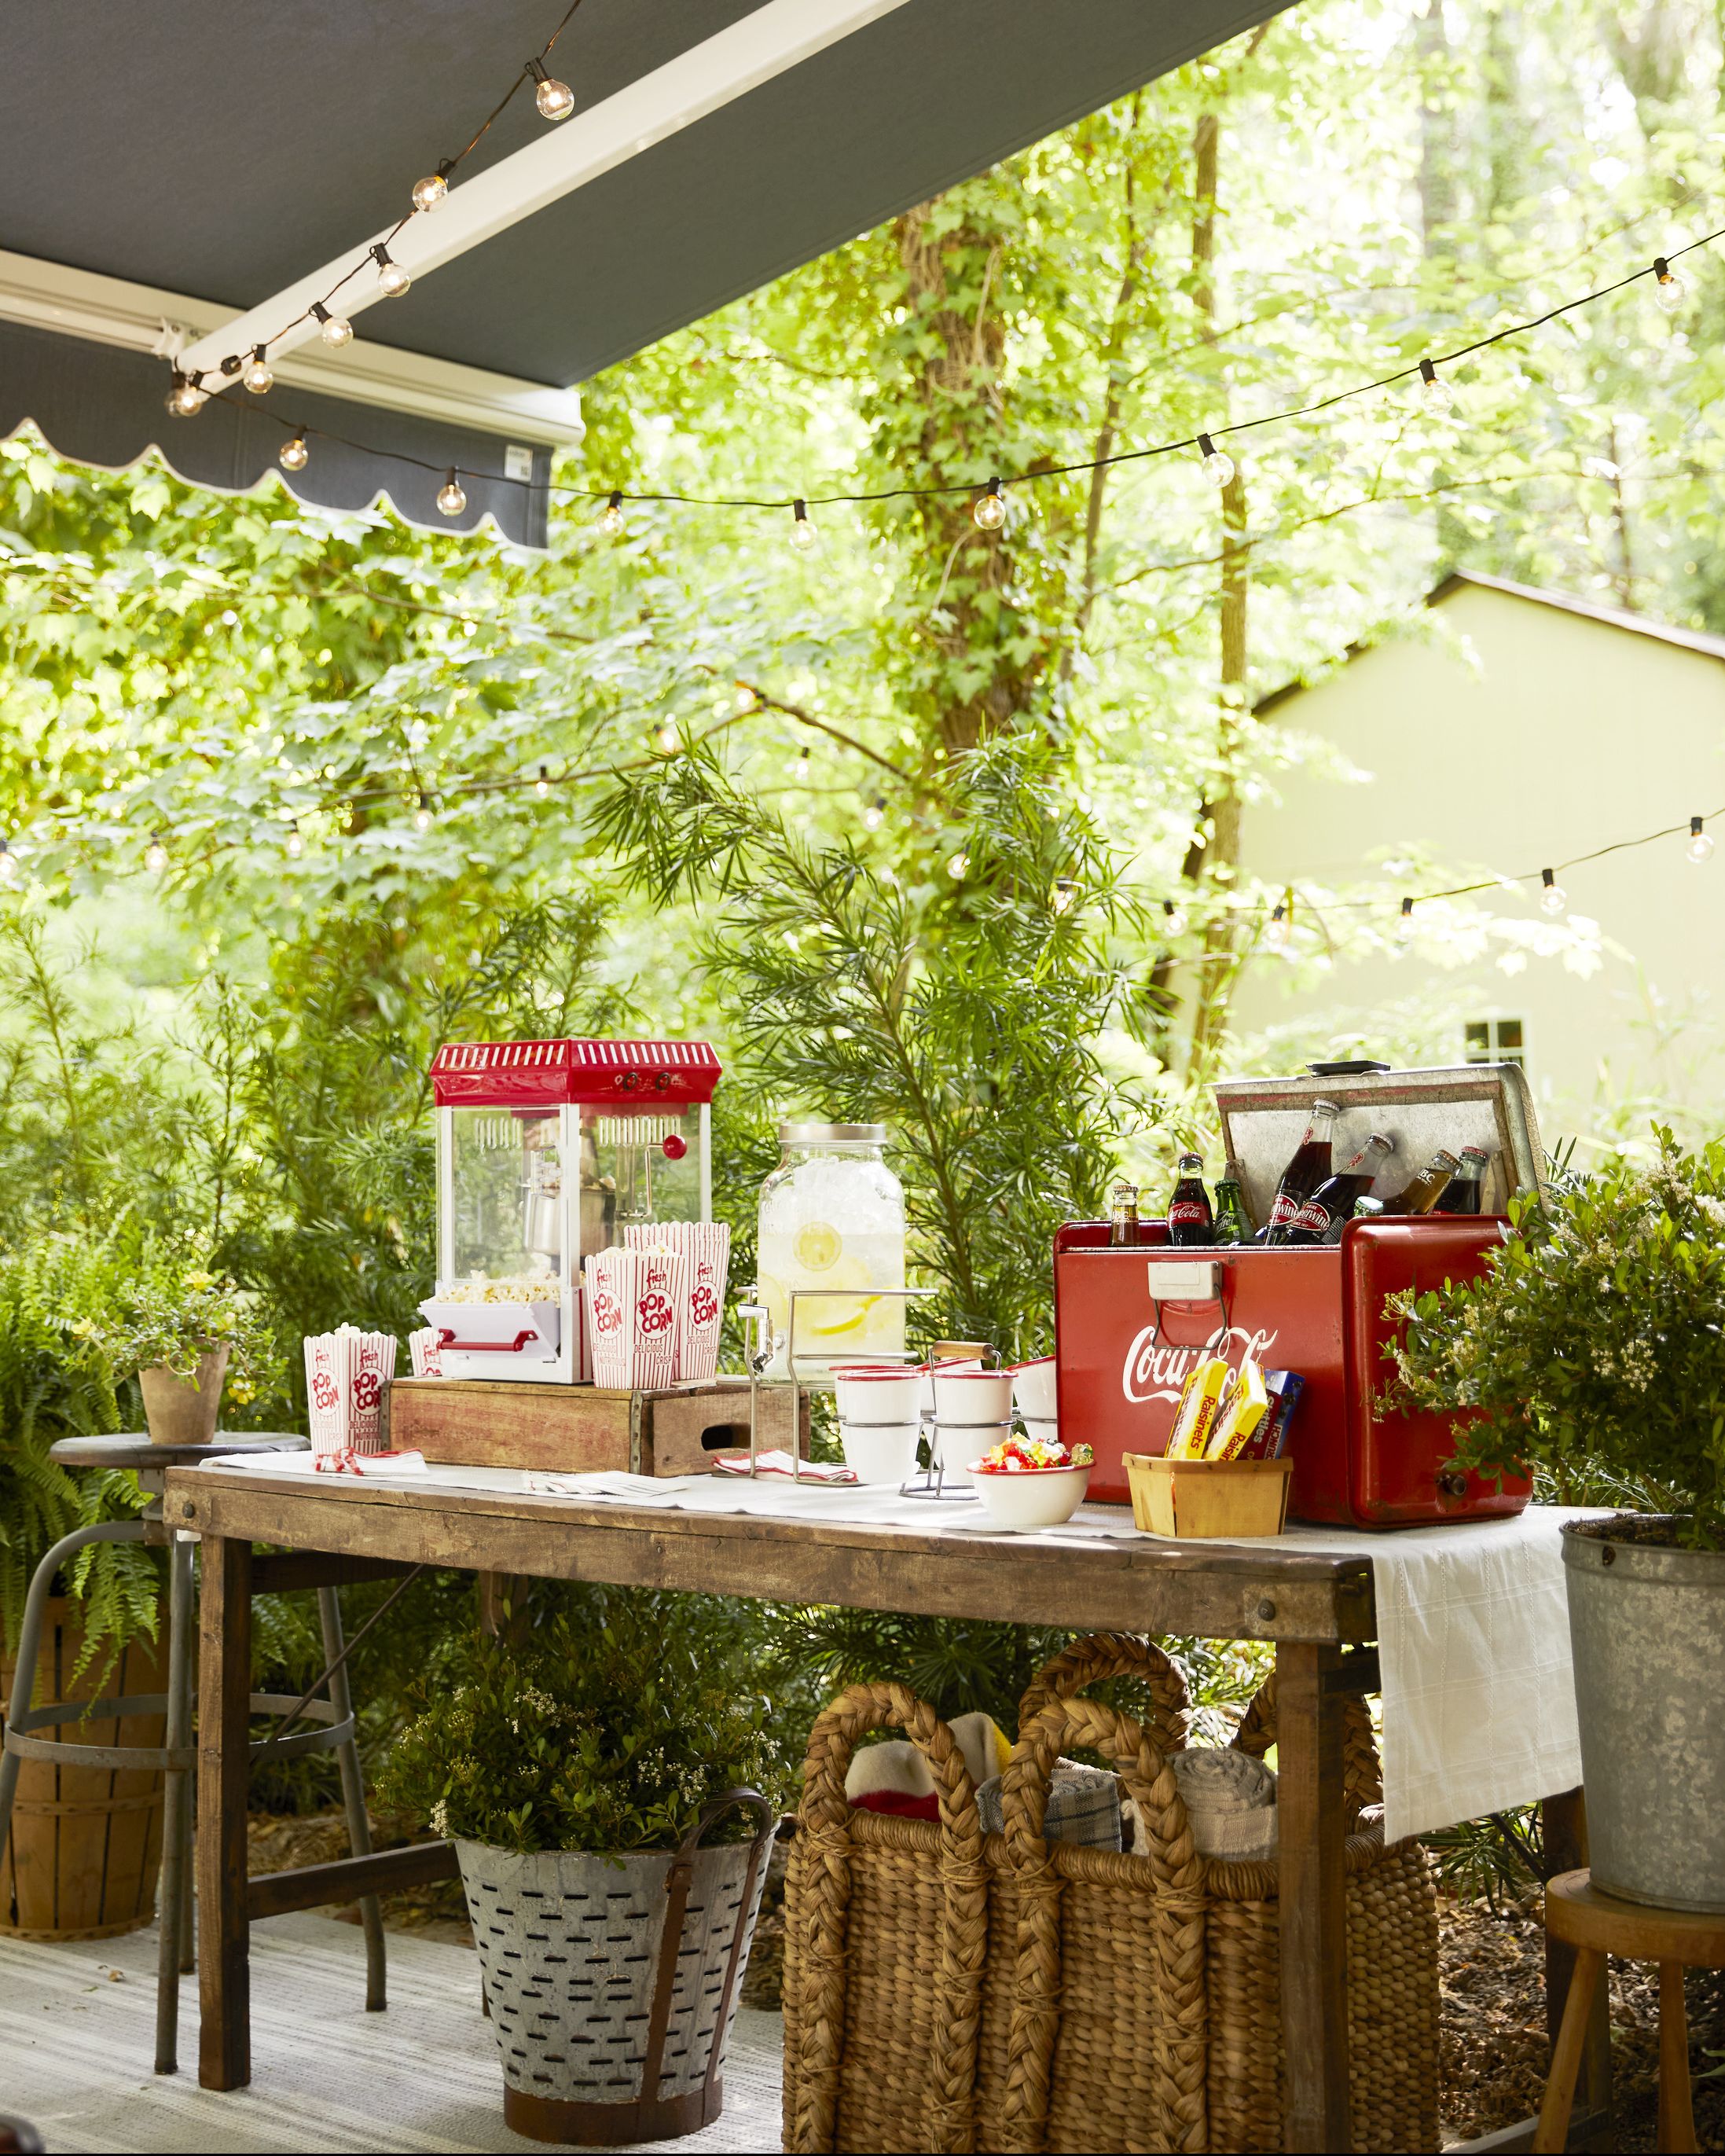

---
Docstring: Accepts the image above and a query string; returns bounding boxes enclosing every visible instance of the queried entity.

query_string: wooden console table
[164,1461,1605,2153]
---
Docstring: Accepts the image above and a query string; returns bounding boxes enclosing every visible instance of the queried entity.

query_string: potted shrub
[380,1598,787,2146]
[83,1251,273,1446]
[1391,1129,1725,1911]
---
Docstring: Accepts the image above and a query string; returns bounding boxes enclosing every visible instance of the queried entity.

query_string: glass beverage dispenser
[425,1038,721,1382]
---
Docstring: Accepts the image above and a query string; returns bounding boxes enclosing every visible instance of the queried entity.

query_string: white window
[1465,1017,1525,1071]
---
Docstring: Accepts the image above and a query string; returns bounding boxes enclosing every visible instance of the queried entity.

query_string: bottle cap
[1312,1096,1341,1116]
[1176,1151,1204,1170]
[1458,1145,1491,1169]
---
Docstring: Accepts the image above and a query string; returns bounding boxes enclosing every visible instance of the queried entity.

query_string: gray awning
[1,0,1287,548]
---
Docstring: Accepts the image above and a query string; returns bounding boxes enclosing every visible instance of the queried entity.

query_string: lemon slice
[809,1295,882,1336]
[792,1220,842,1272]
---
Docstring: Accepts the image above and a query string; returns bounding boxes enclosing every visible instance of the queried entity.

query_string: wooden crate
[384,1376,809,1477]
[1123,1452,1293,1539]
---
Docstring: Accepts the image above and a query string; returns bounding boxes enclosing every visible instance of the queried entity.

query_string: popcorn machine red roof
[425,1038,721,1383]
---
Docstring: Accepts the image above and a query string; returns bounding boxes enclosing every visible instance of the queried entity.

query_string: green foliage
[1387,1129,1725,1546]
[77,1242,277,1394]
[595,734,1152,1353]
[0,1236,156,1661]
[378,1594,791,1854]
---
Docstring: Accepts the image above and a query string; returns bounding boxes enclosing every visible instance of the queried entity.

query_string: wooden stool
[1537,1867,1725,2154]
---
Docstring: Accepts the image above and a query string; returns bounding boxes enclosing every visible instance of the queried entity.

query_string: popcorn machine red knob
[662,1133,688,1160]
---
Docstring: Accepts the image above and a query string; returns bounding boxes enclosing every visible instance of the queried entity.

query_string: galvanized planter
[456,1790,774,2147]
[1563,1518,1725,1912]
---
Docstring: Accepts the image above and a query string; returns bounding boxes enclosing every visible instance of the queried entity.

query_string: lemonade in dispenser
[756,1122,905,1378]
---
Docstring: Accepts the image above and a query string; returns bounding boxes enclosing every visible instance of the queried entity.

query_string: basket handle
[1230,1673,1382,1824]
[1016,1632,1191,1748]
[787,1684,986,2156]
[1000,1695,1209,2156]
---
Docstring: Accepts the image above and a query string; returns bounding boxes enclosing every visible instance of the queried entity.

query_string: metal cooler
[1053,1063,1543,1528]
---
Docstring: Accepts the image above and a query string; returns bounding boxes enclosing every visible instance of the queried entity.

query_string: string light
[0,839,17,883]
[372,245,412,299]
[1052,877,1077,914]
[789,752,811,782]
[414,792,434,831]
[790,498,820,550]
[1264,899,1291,949]
[972,477,1006,531]
[599,490,625,537]
[1197,432,1235,487]
[534,764,552,799]
[436,469,468,517]
[311,303,353,348]
[165,369,207,417]
[1540,867,1568,916]
[1689,814,1715,864]
[284,820,304,858]
[1163,898,1187,937]
[1396,894,1416,942]
[412,161,453,214]
[1653,255,1686,314]
[864,799,885,831]
[145,832,168,872]
[527,57,574,120]
[1418,358,1455,414]
[279,431,310,472]
[948,850,971,880]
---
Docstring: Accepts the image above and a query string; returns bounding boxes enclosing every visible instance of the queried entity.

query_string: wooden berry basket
[1124,1451,1293,1538]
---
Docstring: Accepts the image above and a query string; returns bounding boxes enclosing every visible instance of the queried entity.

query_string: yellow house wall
[1233,582,1725,1132]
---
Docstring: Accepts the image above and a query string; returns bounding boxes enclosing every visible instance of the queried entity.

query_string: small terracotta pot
[138,1345,230,1446]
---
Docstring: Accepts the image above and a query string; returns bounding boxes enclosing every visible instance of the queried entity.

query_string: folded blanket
[846,1710,1011,1817]
[976,1758,1121,1850]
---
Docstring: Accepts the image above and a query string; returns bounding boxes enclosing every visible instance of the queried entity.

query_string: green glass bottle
[1212,1161,1250,1246]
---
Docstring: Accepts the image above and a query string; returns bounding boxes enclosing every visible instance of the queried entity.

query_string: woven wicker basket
[783,1634,1438,2154]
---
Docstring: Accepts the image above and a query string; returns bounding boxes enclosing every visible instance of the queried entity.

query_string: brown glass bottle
[1434,1146,1492,1215]
[1167,1152,1214,1245]
[1376,1147,1461,1217]
[1263,1098,1341,1244]
[1282,1133,1396,1246]
[1108,1179,1140,1246]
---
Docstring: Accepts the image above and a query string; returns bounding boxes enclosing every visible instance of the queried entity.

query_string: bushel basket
[782,1633,1438,2153]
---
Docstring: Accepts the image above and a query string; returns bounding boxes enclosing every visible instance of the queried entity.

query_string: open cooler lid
[1214,1062,1545,1228]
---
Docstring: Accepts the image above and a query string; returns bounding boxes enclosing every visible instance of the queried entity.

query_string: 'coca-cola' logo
[1121,1322,1279,1405]
[1168,1201,1209,1224]
[689,1284,719,1328]
[352,1372,381,1413]
[638,1291,673,1336]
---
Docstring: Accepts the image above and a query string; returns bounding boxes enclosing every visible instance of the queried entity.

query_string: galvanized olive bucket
[1563,1519,1725,1912]
[456,1790,774,2147]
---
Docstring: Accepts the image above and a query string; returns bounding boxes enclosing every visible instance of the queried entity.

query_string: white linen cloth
[204,1453,1589,1842]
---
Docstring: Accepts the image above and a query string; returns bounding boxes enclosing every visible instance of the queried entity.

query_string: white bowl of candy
[967,1433,1093,1530]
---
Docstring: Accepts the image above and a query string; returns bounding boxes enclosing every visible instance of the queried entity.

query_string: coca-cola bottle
[1109,1178,1140,1246]
[1263,1098,1341,1244]
[1434,1146,1492,1215]
[1375,1147,1460,1217]
[1282,1133,1396,1246]
[1167,1152,1214,1245]
[1213,1159,1250,1245]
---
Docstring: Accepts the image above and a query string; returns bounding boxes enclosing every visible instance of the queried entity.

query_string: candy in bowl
[967,1434,1093,1531]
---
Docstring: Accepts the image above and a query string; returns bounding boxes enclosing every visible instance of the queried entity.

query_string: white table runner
[207,1453,1591,1842]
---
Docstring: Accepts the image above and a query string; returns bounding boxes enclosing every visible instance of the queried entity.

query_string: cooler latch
[1144,1258,1228,1348]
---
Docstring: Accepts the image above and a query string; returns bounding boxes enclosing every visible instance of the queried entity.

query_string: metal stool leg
[154,1533,195,2073]
[317,1587,386,2011]
[178,1770,195,1974]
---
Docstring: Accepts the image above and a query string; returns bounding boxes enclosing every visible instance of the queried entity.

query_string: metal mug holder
[900,1408,1016,1504]
[734,1284,930,1483]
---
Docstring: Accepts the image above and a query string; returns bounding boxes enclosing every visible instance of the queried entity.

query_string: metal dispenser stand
[735,1285,937,1486]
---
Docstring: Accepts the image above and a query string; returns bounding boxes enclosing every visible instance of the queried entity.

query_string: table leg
[1276,1641,1353,2153]
[196,1533,252,2091]
[154,1533,195,2073]
[1542,1789,1613,2141]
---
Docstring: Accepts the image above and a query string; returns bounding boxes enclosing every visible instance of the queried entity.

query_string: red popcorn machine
[425,1037,721,1383]
[1054,1062,1542,1528]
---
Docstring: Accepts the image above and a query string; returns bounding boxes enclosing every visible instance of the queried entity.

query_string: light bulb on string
[1689,814,1715,864]
[599,490,626,538]
[145,832,168,873]
[165,369,207,417]
[279,431,310,472]
[1396,894,1416,943]
[412,161,452,214]
[413,792,434,832]
[527,57,574,119]
[311,303,353,349]
[373,245,411,298]
[789,752,811,782]
[1653,256,1686,314]
[948,850,971,880]
[790,498,820,550]
[220,354,243,379]
[243,344,273,395]
[864,799,885,832]
[1162,898,1187,938]
[654,721,679,753]
[1197,432,1235,487]
[1418,358,1455,414]
[534,765,552,799]
[972,477,1007,531]
[1264,897,1293,951]
[0,839,17,884]
[284,821,304,859]
[1052,877,1077,915]
[1540,867,1567,916]
[436,470,468,518]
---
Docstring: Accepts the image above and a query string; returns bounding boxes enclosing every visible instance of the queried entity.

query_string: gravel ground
[248,1812,1725,2147]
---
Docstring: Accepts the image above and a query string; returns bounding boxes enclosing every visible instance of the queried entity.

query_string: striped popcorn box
[585,1247,638,1390]
[303,1330,352,1459]
[408,1327,442,1379]
[630,1247,687,1390]
[342,1326,397,1454]
[679,1224,731,1383]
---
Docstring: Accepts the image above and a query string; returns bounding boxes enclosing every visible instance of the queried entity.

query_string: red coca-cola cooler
[1054,1062,1542,1528]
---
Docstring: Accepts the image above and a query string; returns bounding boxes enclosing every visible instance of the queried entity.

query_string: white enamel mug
[1010,1357,1057,1423]
[832,1364,925,1426]
[932,1366,1014,1427]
